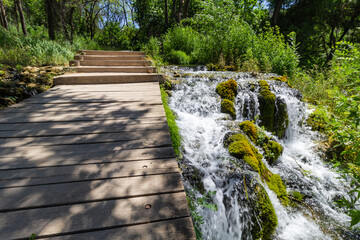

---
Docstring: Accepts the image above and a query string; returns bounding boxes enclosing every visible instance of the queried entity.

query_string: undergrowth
[160,86,181,157]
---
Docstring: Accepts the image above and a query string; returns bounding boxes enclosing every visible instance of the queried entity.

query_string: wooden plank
[0,122,168,138]
[32,91,161,99]
[0,129,170,147]
[0,192,192,240]
[2,102,163,113]
[0,111,165,123]
[14,96,163,104]
[0,118,166,131]
[50,217,195,240]
[0,158,179,188]
[0,105,165,119]
[52,82,160,91]
[0,173,184,211]
[0,146,175,169]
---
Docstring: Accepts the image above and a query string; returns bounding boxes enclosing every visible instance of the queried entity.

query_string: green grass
[160,87,181,157]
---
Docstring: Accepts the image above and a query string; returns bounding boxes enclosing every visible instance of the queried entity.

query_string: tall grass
[0,25,100,67]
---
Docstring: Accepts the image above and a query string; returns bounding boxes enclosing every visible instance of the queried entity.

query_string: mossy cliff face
[258,80,276,132]
[216,79,238,101]
[252,185,278,240]
[221,99,236,119]
[257,80,289,139]
[239,120,284,164]
[226,132,288,205]
[225,173,278,240]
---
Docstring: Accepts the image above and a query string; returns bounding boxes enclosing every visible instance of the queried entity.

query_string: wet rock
[224,173,278,240]
[274,97,289,138]
[258,80,276,132]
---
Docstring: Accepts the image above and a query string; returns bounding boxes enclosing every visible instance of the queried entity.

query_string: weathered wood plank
[0,129,171,147]
[0,192,192,240]
[48,217,196,240]
[0,122,168,138]
[0,146,176,169]
[2,102,163,113]
[0,111,165,123]
[0,105,165,119]
[51,82,160,91]
[22,95,162,104]
[32,91,161,98]
[0,118,166,130]
[0,158,179,188]
[0,173,184,211]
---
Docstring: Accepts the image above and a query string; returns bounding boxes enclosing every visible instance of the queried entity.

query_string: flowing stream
[166,67,358,240]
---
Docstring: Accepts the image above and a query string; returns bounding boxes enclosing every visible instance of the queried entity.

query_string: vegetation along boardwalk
[0,50,195,239]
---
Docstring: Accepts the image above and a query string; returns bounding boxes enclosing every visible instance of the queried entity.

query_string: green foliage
[0,26,96,67]
[96,23,138,50]
[187,189,218,240]
[142,37,164,66]
[160,87,181,157]
[169,50,191,65]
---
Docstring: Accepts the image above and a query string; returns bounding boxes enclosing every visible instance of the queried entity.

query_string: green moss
[239,120,257,142]
[258,83,276,132]
[266,174,289,205]
[221,99,236,119]
[263,140,283,164]
[252,185,278,240]
[226,132,287,205]
[289,191,303,201]
[258,80,269,89]
[224,133,248,147]
[160,87,181,156]
[270,76,292,88]
[216,79,238,101]
[228,139,261,172]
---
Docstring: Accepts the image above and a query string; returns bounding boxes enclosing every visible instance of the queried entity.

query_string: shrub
[169,50,191,65]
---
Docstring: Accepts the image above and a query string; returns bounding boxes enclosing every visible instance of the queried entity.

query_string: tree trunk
[165,0,168,28]
[272,0,284,26]
[172,0,177,23]
[183,0,190,19]
[69,7,75,42]
[45,0,56,40]
[15,0,27,36]
[0,0,8,29]
[178,0,183,22]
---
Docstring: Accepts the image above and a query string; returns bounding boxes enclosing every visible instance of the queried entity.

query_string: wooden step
[76,60,149,66]
[54,73,164,85]
[74,55,145,61]
[79,50,145,56]
[70,66,156,73]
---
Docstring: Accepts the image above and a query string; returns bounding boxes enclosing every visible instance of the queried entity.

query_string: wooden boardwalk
[0,51,195,239]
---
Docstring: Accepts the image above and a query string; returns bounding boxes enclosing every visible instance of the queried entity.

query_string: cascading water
[165,67,359,240]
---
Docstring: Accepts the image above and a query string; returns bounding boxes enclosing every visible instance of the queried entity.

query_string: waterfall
[166,67,358,240]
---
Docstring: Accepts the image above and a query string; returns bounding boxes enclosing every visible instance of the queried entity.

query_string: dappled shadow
[0,83,194,239]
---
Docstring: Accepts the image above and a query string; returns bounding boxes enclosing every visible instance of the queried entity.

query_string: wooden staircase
[54,50,163,85]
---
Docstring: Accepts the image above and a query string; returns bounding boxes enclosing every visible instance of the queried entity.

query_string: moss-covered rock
[216,79,237,101]
[289,191,303,201]
[266,174,289,205]
[239,120,257,142]
[258,81,276,132]
[252,185,278,240]
[263,140,284,164]
[270,75,292,88]
[228,139,261,172]
[274,98,289,138]
[221,99,236,119]
[226,132,288,205]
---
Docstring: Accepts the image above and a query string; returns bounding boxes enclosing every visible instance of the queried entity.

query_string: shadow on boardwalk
[0,83,194,239]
